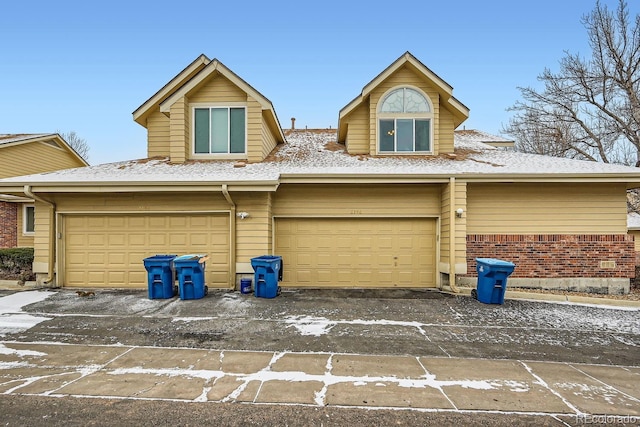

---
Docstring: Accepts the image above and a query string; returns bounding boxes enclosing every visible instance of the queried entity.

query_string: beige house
[1,52,639,294]
[0,134,88,248]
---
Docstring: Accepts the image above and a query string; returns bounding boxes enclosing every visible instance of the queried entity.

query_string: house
[0,52,638,294]
[0,134,88,248]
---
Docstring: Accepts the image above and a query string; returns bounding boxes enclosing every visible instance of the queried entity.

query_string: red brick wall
[466,234,635,278]
[0,202,18,248]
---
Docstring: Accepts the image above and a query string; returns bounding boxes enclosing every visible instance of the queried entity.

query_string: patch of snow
[2,130,639,186]
[0,343,47,357]
[0,291,55,336]
[284,315,337,336]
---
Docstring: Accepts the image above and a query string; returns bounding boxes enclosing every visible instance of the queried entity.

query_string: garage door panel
[64,213,229,289]
[276,218,436,288]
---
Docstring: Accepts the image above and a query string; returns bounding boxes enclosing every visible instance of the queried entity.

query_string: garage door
[275,218,436,288]
[64,214,230,288]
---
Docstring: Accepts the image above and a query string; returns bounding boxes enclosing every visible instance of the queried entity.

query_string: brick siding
[0,202,18,248]
[465,234,635,278]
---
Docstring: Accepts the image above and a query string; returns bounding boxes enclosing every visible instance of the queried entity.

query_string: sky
[1,0,638,165]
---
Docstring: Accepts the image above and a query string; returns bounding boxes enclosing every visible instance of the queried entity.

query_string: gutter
[221,184,236,290]
[23,185,56,285]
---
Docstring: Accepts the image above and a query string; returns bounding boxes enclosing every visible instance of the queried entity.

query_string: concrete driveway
[0,288,639,425]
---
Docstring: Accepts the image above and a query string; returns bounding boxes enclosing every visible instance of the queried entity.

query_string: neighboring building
[0,52,638,294]
[0,134,88,248]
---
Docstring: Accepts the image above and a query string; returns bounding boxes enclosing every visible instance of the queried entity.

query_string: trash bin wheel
[471,289,477,300]
[204,285,208,296]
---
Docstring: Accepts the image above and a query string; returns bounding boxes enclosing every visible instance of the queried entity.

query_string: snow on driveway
[0,291,56,336]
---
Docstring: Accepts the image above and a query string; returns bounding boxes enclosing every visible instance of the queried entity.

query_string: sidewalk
[1,341,638,416]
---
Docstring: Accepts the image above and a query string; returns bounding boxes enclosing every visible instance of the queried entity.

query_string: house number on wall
[350,210,362,215]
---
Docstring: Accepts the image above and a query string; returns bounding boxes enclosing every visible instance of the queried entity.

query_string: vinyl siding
[146,110,171,158]
[16,203,34,247]
[438,108,455,154]
[273,184,441,217]
[466,183,627,234]
[32,201,52,273]
[169,96,189,163]
[368,66,440,155]
[260,111,278,160]
[234,192,272,262]
[439,181,466,267]
[189,74,247,104]
[246,98,262,162]
[0,142,85,179]
[344,102,370,154]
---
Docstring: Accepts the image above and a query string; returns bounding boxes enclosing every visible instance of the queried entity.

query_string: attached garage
[275,217,437,288]
[62,213,230,288]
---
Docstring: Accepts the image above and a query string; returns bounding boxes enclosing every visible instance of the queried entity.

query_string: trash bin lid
[174,254,208,262]
[476,258,515,268]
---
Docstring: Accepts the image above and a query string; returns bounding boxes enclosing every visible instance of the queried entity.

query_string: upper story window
[23,205,35,235]
[193,106,246,156]
[378,87,432,153]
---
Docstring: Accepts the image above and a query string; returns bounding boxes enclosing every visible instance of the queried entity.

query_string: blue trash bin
[474,258,516,304]
[174,254,208,300]
[250,255,283,298]
[143,254,177,299]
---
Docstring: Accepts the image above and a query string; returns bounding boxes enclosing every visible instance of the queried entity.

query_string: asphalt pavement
[0,287,639,426]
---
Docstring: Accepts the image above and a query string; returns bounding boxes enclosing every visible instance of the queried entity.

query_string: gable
[0,134,88,178]
[188,73,248,104]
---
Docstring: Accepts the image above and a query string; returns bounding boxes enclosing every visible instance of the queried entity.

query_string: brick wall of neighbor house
[465,234,635,279]
[0,202,18,248]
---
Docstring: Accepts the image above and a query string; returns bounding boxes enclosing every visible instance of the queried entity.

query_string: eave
[132,54,211,127]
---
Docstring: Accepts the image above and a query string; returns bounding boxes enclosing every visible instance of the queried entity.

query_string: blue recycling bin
[251,255,283,298]
[474,258,516,304]
[174,254,208,300]
[143,255,177,299]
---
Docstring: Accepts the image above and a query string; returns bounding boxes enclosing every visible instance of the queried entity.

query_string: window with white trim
[23,205,35,235]
[193,106,246,155]
[378,87,432,153]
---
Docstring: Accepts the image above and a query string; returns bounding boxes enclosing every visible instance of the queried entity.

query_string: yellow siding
[455,182,467,263]
[438,109,455,154]
[32,201,51,273]
[146,110,171,158]
[467,183,628,234]
[344,102,370,154]
[368,66,440,155]
[52,193,229,212]
[260,111,278,160]
[629,230,640,251]
[0,142,85,178]
[273,184,441,217]
[169,96,189,163]
[234,192,272,262]
[16,203,34,247]
[189,73,247,104]
[246,98,262,162]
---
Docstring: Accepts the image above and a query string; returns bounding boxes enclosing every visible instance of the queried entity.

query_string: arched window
[378,87,432,153]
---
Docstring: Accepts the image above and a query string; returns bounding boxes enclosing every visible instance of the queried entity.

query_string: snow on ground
[0,291,55,336]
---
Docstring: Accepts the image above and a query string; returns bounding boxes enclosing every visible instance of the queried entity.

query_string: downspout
[449,177,460,293]
[221,184,237,290]
[23,185,56,285]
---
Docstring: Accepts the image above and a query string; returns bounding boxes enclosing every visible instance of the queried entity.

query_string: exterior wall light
[237,212,250,219]
[455,208,464,218]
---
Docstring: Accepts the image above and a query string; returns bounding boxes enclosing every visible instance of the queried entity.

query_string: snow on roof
[0,134,53,146]
[628,212,640,230]
[1,129,639,185]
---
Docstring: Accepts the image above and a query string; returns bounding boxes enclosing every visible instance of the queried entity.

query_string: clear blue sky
[2,0,637,164]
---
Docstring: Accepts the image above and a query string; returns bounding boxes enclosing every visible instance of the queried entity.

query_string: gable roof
[338,52,470,141]
[2,130,640,193]
[132,54,211,126]
[156,57,285,145]
[0,133,89,166]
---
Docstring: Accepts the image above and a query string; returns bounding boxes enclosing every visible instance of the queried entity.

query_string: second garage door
[64,213,230,288]
[275,218,436,288]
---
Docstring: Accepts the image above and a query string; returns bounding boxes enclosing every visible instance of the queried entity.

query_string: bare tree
[57,130,90,162]
[503,0,640,165]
